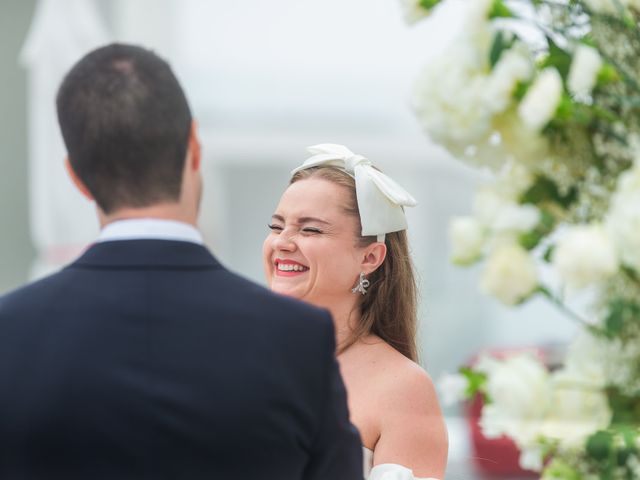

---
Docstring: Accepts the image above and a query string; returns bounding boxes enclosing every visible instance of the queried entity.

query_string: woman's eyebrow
[297,216,330,225]
[271,214,330,225]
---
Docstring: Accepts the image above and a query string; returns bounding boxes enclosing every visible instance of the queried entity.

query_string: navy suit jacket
[0,240,362,479]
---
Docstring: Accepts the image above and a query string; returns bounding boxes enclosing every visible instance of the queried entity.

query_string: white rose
[481,244,538,305]
[464,0,496,28]
[495,161,535,200]
[485,44,534,113]
[491,203,541,234]
[519,446,544,472]
[563,332,607,388]
[398,0,431,25]
[476,353,551,444]
[615,158,640,195]
[413,30,494,150]
[473,187,539,233]
[518,68,563,131]
[537,368,611,449]
[450,216,485,265]
[473,187,505,226]
[552,224,618,289]
[606,163,640,271]
[568,45,603,98]
[412,19,497,160]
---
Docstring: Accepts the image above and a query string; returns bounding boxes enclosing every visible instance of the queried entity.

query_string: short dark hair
[56,43,192,213]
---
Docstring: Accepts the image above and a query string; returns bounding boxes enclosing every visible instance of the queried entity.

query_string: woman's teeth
[277,263,308,272]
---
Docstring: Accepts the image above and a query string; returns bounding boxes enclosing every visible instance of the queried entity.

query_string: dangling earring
[351,272,370,295]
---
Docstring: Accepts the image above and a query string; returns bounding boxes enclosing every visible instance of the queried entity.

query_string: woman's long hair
[290,167,419,362]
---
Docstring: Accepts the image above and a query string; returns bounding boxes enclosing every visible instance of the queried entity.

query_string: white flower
[475,345,610,469]
[563,331,607,389]
[398,0,431,25]
[584,0,639,13]
[568,45,603,98]
[473,188,505,226]
[606,161,640,272]
[450,216,485,265]
[485,44,534,113]
[481,244,538,305]
[519,446,544,472]
[473,185,540,234]
[536,369,611,448]
[464,0,496,29]
[518,68,563,131]
[491,204,540,234]
[495,161,535,200]
[552,224,618,289]
[412,26,494,152]
[476,353,551,444]
[596,335,640,396]
[437,372,468,406]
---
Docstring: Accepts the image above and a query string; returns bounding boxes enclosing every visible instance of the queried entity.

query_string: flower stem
[537,285,593,327]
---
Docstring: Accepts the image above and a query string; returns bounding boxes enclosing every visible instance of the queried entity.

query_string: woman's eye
[302,227,323,234]
[268,224,283,232]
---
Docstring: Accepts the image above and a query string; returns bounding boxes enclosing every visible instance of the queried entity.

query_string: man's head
[57,43,200,218]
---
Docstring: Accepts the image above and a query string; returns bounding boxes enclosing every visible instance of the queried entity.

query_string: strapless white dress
[363,447,439,480]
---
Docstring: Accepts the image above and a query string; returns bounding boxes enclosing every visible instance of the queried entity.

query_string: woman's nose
[272,231,297,252]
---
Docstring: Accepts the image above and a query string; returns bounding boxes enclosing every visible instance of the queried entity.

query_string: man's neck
[99,203,198,229]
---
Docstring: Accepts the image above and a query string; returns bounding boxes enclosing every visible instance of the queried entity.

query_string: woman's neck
[319,296,361,351]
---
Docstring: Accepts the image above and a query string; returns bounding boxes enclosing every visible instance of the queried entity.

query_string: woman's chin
[270,283,303,300]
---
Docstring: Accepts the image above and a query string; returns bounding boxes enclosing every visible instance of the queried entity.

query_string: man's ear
[361,242,387,275]
[64,157,94,201]
[187,120,201,172]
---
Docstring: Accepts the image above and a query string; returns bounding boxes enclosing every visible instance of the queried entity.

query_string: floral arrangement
[400,0,640,477]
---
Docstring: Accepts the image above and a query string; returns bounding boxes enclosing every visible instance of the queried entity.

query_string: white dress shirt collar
[97,218,204,245]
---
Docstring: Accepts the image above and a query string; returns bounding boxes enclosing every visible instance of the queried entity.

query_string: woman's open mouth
[275,259,310,276]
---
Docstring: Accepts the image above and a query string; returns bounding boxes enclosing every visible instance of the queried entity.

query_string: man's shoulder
[0,269,70,314]
[214,268,334,331]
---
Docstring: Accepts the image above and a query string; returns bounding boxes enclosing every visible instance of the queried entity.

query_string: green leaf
[607,387,640,426]
[554,94,575,121]
[614,426,639,468]
[418,0,441,10]
[597,63,620,86]
[541,458,581,480]
[603,299,640,339]
[541,37,572,82]
[488,0,513,19]
[519,210,556,250]
[520,176,577,209]
[543,244,555,263]
[459,366,488,400]
[489,31,515,70]
[513,80,530,101]
[586,430,614,461]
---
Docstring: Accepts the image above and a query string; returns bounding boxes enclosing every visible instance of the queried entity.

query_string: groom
[0,44,362,479]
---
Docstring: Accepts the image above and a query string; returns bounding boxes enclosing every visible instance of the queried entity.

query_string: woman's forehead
[278,178,350,213]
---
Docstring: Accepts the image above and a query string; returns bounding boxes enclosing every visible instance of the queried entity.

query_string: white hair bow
[291,144,417,241]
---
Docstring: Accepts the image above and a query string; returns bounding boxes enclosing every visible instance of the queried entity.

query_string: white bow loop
[291,144,417,239]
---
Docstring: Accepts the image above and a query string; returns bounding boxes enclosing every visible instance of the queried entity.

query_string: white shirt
[97,219,204,245]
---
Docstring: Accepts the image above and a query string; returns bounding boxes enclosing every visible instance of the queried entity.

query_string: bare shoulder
[370,341,441,416]
[359,337,448,478]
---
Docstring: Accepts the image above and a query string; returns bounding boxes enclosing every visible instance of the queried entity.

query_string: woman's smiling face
[262,177,365,305]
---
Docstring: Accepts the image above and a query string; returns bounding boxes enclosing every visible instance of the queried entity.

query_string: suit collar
[69,239,222,270]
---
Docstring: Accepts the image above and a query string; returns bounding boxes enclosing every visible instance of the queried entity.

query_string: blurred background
[0,0,577,477]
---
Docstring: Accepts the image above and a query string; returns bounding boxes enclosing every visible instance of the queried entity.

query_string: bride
[262,144,448,479]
